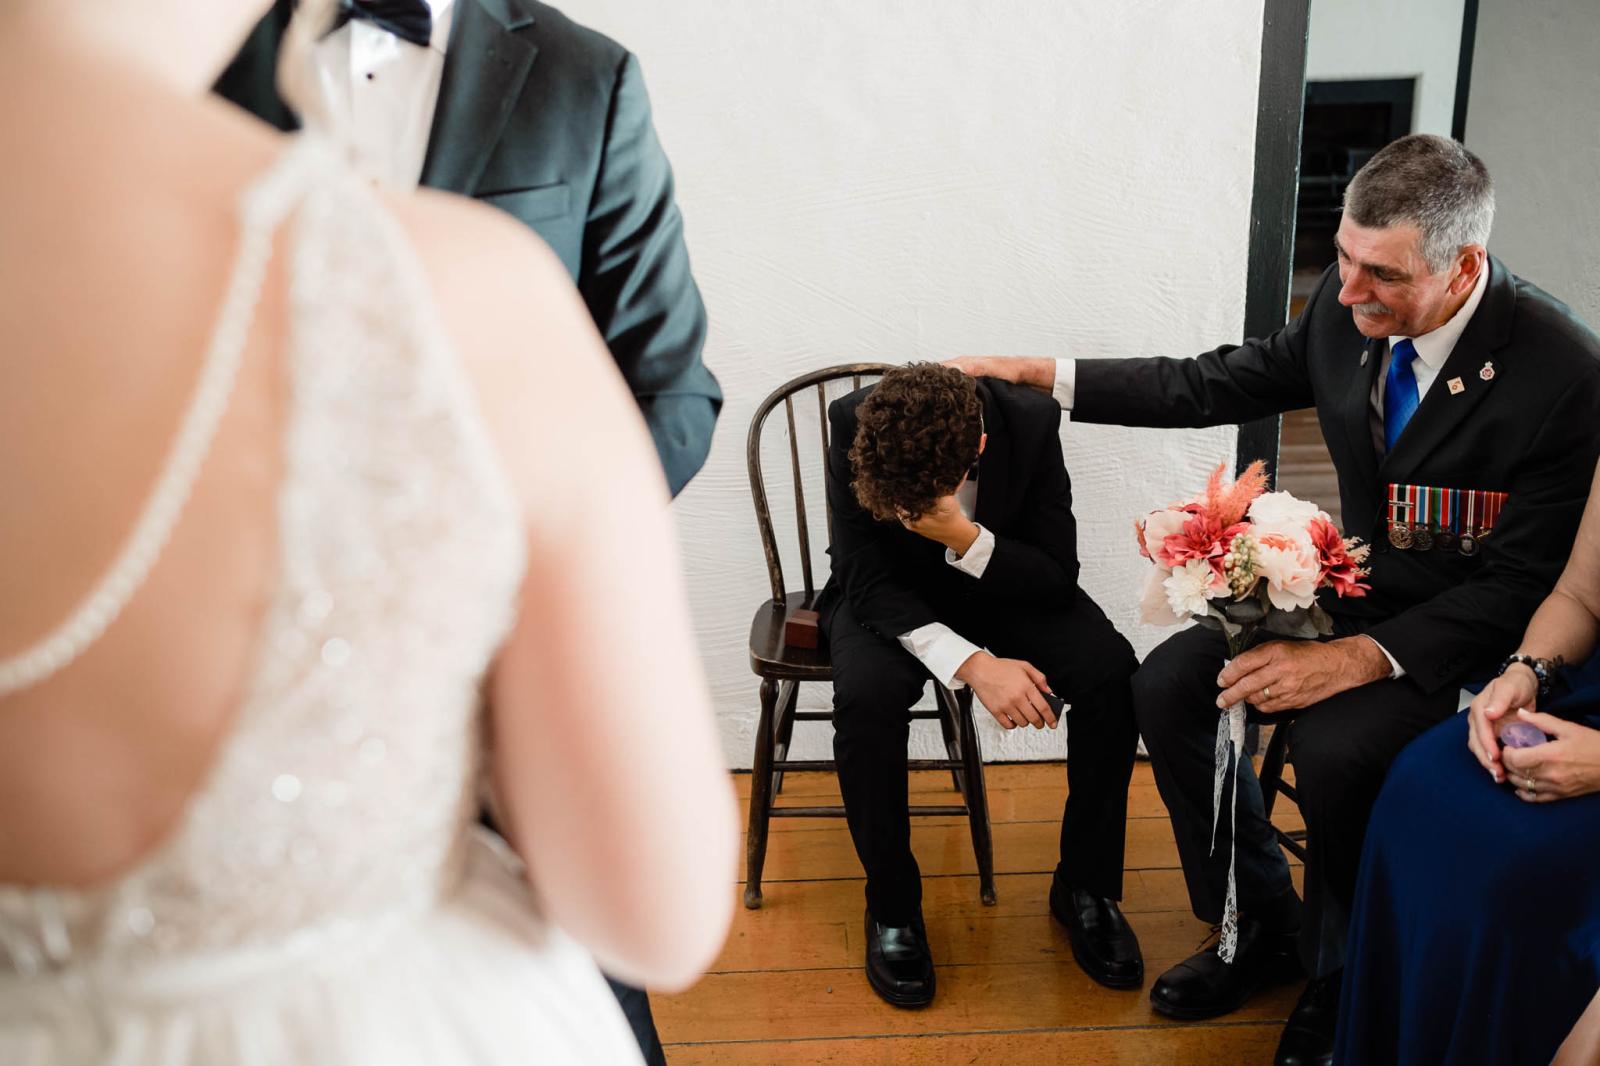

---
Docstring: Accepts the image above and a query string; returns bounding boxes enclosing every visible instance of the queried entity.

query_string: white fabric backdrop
[559,0,1265,766]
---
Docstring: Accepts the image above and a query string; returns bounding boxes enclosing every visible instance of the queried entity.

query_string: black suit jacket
[1074,258,1600,693]
[216,0,721,496]
[819,378,1086,643]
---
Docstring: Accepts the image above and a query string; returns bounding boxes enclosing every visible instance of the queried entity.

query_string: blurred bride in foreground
[0,2,736,1062]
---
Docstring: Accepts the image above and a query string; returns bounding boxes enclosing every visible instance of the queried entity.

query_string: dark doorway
[1294,78,1417,298]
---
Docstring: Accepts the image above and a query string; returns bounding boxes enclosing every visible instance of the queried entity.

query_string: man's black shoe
[1273,971,1340,1066]
[863,909,935,1008]
[1149,918,1302,1020]
[1049,881,1144,988]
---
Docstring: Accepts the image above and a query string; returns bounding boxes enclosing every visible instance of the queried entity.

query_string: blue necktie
[1383,338,1420,454]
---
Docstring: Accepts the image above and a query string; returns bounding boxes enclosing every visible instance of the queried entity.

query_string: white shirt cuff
[1363,635,1405,679]
[1050,358,1076,411]
[898,623,984,690]
[944,524,995,577]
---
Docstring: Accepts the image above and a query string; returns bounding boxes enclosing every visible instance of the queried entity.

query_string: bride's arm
[399,192,737,990]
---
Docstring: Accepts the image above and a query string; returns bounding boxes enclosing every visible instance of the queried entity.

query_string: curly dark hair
[849,362,983,522]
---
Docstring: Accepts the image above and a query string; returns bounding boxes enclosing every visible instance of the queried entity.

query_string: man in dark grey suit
[217,0,720,498]
[217,4,719,1061]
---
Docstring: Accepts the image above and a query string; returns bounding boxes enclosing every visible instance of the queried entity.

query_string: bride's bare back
[0,27,290,888]
[0,2,733,991]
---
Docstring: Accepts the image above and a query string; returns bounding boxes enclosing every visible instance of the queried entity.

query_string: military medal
[1412,486,1434,551]
[1434,487,1458,552]
[1386,484,1414,549]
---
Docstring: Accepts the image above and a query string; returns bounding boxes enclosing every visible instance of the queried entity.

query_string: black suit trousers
[821,589,1138,926]
[1132,622,1458,977]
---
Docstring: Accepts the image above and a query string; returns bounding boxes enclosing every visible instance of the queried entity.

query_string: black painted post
[1236,0,1312,488]
[1241,0,1311,756]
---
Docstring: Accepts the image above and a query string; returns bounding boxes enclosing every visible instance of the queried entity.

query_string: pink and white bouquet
[1133,460,1369,961]
[1135,460,1370,648]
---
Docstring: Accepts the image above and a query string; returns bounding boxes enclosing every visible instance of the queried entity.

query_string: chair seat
[748,597,833,680]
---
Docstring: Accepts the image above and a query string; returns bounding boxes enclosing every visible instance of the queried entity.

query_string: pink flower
[1137,507,1191,563]
[1309,516,1370,598]
[1158,512,1248,572]
[1254,532,1321,611]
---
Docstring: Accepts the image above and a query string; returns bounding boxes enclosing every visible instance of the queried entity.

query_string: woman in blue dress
[1336,462,1600,1065]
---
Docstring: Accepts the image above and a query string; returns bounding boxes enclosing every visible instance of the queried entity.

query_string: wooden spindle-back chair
[743,364,997,909]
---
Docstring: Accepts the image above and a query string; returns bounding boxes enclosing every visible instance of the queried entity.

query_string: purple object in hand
[1500,721,1549,749]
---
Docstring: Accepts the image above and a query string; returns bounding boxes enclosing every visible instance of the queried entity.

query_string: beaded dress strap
[0,140,321,698]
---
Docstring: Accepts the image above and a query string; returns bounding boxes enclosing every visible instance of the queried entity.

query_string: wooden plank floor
[655,761,1307,1063]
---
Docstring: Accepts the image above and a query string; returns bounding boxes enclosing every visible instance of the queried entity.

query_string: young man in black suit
[216,0,720,497]
[956,134,1600,1065]
[819,363,1142,1007]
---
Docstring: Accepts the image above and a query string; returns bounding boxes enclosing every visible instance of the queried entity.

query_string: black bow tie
[332,0,433,48]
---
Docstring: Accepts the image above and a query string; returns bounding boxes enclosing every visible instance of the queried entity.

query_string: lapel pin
[1447,376,1465,395]
[1360,349,1370,367]
[1480,361,1496,382]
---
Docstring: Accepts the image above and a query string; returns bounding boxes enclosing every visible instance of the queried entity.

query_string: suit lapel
[973,384,1012,528]
[1379,260,1516,487]
[419,0,540,194]
[1338,335,1384,519]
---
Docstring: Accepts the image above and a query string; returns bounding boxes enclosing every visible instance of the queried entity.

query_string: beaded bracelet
[1498,653,1563,698]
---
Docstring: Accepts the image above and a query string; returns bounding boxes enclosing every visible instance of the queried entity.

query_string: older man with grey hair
[955,133,1600,1066]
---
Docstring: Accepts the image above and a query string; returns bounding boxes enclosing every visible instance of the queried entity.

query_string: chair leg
[771,681,799,796]
[955,689,997,906]
[745,677,779,909]
[936,685,965,795]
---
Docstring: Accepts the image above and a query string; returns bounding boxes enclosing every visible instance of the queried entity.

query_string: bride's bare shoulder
[382,188,648,504]
[387,189,612,385]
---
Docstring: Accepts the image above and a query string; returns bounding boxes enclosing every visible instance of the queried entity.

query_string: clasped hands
[1468,667,1600,803]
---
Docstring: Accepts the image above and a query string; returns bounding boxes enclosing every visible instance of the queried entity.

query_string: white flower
[1139,507,1190,560]
[1163,558,1226,619]
[1254,534,1320,611]
[1139,566,1183,625]
[1247,492,1324,545]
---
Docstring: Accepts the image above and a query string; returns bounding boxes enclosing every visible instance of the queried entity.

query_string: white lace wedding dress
[0,137,645,1065]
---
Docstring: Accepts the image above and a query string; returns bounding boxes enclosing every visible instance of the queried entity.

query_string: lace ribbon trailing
[1208,698,1247,963]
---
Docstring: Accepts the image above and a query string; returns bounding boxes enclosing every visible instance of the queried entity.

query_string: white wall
[1305,0,1466,135]
[560,1,1265,766]
[1466,0,1600,326]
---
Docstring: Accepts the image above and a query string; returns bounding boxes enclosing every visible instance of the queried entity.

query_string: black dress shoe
[1150,918,1303,1020]
[1274,972,1340,1066]
[863,909,935,1008]
[1049,882,1144,988]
